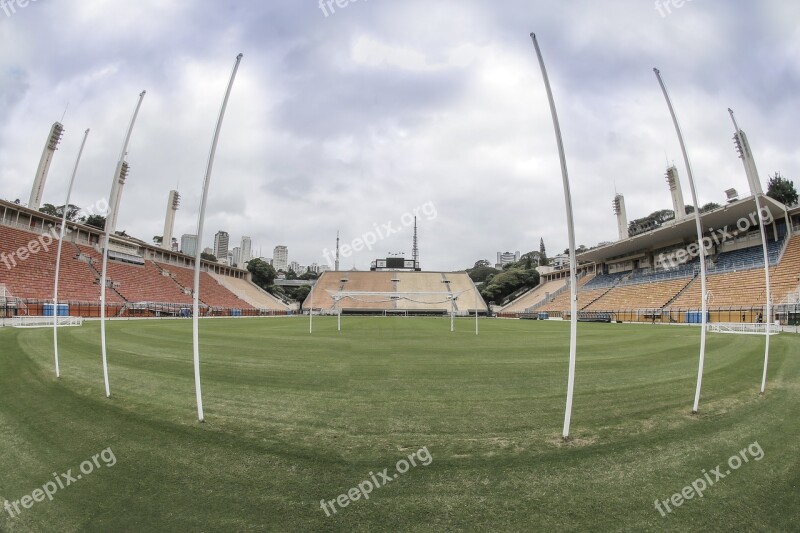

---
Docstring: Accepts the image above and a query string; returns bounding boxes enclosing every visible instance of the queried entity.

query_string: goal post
[326,290,465,332]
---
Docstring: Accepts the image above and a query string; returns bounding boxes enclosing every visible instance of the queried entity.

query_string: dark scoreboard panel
[386,257,405,269]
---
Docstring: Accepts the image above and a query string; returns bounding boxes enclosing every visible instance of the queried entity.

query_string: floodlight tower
[665,165,688,218]
[107,161,129,234]
[162,190,180,250]
[412,216,419,268]
[612,194,628,241]
[731,114,764,196]
[335,231,340,271]
[29,122,65,210]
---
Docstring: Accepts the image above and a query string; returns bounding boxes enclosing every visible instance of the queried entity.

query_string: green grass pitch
[1,317,798,531]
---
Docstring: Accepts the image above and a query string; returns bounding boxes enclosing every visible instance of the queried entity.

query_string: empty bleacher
[539,274,604,314]
[159,264,253,310]
[304,271,487,314]
[442,272,482,312]
[395,272,450,311]
[709,236,784,272]
[499,278,568,314]
[76,245,192,305]
[0,226,109,302]
[209,273,288,311]
[586,278,693,311]
[0,222,284,316]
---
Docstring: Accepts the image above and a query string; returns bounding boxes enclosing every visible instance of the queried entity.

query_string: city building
[240,236,252,264]
[273,245,288,271]
[496,251,521,269]
[231,247,241,267]
[214,231,230,262]
[180,234,198,257]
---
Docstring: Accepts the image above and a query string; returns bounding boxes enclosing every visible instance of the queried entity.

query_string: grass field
[0,317,798,532]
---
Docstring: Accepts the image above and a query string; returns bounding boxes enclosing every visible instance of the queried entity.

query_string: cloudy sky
[1,0,798,271]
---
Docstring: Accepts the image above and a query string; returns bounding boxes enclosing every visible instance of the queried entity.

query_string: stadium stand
[304,271,488,314]
[209,273,288,311]
[77,245,193,305]
[0,201,289,317]
[0,226,115,303]
[585,278,693,311]
[498,278,568,314]
[159,264,252,310]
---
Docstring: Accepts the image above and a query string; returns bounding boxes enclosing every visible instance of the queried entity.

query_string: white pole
[337,297,341,332]
[728,109,771,394]
[100,91,146,398]
[53,128,90,378]
[192,53,244,423]
[309,285,314,334]
[654,68,708,414]
[450,297,454,332]
[530,34,579,440]
[475,288,479,336]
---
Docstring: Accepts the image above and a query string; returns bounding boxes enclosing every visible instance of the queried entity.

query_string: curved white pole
[192,53,244,422]
[309,285,314,334]
[530,34,579,440]
[728,109,771,394]
[100,91,146,398]
[475,288,479,336]
[53,128,90,378]
[653,69,708,414]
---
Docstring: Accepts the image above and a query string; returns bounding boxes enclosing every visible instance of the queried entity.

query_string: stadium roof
[577,195,790,264]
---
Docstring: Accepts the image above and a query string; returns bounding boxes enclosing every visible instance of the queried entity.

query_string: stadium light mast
[728,108,772,394]
[100,90,146,399]
[530,33,580,440]
[162,190,180,251]
[52,128,90,378]
[335,231,340,271]
[192,53,244,422]
[29,121,65,210]
[653,68,708,414]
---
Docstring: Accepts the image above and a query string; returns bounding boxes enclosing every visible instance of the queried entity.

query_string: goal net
[11,316,84,328]
[706,322,778,335]
[326,290,468,315]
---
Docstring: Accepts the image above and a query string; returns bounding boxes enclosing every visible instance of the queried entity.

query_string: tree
[40,203,80,221]
[299,271,319,281]
[474,259,491,269]
[480,267,539,303]
[246,258,276,290]
[767,172,798,206]
[539,238,549,266]
[700,202,721,213]
[467,265,499,283]
[82,214,106,230]
[562,245,589,255]
[153,236,163,245]
[294,285,312,304]
[201,252,217,262]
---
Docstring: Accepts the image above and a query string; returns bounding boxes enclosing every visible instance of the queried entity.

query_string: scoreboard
[371,257,421,271]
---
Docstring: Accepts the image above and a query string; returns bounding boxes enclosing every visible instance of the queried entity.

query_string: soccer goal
[706,322,779,335]
[383,309,409,317]
[324,290,466,332]
[11,316,84,328]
